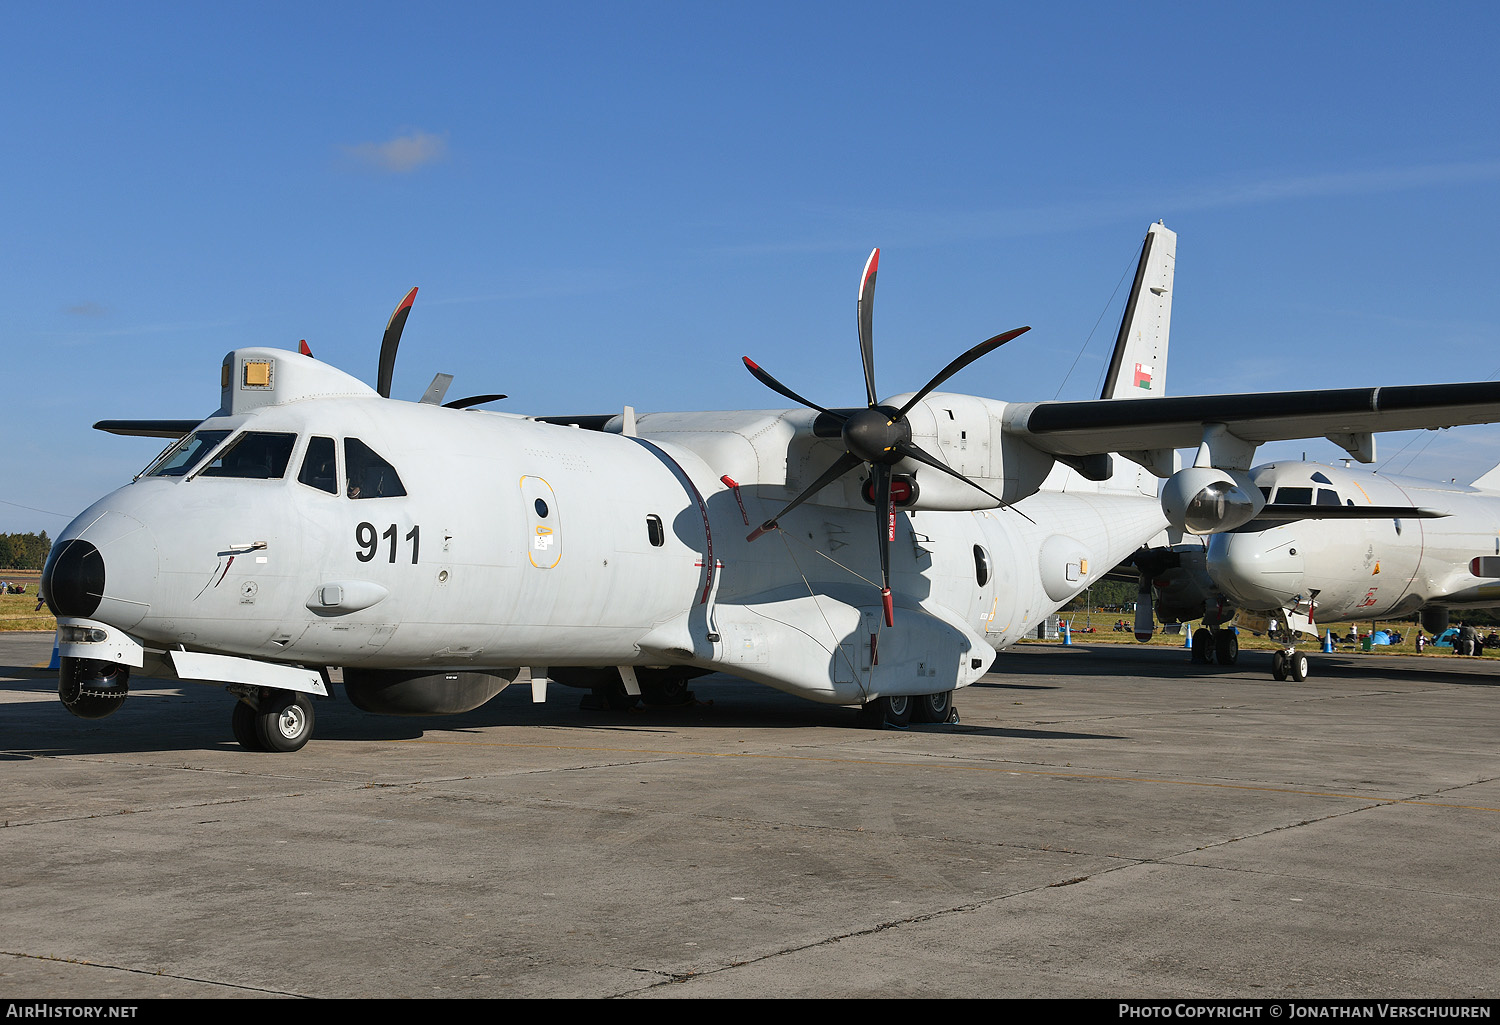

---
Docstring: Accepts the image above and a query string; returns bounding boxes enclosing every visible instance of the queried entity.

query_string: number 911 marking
[356,522,419,564]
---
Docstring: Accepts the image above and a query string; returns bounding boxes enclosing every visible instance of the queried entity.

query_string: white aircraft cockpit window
[142,430,232,478]
[345,438,407,499]
[198,432,298,479]
[297,436,338,495]
[1316,488,1341,506]
[1275,487,1313,505]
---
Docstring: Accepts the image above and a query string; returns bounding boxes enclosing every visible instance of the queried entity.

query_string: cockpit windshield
[197,432,297,479]
[142,430,231,478]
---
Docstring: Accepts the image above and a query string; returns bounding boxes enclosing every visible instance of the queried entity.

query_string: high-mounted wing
[1006,381,1500,470]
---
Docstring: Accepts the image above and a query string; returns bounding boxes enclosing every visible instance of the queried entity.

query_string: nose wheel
[1271,649,1310,682]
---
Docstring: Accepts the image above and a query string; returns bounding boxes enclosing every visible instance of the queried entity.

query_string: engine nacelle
[1160,467,1263,535]
[343,667,519,716]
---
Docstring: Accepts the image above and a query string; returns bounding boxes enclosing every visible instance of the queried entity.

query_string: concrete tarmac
[2,631,1498,999]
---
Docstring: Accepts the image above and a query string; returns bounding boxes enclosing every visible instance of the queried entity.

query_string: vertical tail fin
[1100,221,1175,400]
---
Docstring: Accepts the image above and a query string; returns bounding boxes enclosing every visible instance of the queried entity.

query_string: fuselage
[45,352,1168,706]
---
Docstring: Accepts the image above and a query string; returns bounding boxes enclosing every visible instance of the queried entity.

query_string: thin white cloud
[342,130,449,173]
[716,158,1500,255]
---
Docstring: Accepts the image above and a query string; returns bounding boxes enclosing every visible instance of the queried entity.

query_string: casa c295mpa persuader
[44,223,1500,750]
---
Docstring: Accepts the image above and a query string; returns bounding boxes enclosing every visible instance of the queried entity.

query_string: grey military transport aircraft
[41,222,1500,751]
[1136,457,1500,681]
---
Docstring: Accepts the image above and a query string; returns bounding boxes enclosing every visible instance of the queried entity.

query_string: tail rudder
[1100,221,1175,400]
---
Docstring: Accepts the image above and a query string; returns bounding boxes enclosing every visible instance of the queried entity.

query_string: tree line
[0,532,51,570]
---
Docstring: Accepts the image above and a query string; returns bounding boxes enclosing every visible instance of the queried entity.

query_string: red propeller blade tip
[882,589,894,627]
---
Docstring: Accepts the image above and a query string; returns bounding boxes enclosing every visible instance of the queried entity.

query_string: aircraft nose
[42,539,106,618]
[42,512,159,630]
[1206,530,1306,609]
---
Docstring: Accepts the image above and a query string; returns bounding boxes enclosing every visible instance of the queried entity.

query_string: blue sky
[5,2,1499,534]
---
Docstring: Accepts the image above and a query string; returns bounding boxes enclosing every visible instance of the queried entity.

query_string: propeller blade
[747,451,863,541]
[857,248,879,407]
[742,357,844,418]
[443,394,509,409]
[377,286,419,399]
[872,463,895,627]
[894,325,1031,420]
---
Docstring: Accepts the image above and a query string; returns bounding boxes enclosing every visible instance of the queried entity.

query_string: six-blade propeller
[742,248,1029,626]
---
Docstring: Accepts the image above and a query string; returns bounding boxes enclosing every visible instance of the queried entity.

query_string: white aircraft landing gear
[859,691,959,728]
[230,689,316,752]
[1271,648,1310,683]
[1190,624,1239,666]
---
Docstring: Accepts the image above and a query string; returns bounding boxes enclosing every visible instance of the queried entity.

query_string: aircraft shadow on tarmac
[987,642,1500,687]
[2,666,1122,757]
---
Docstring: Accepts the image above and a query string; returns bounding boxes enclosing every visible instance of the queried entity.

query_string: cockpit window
[143,430,231,478]
[1316,488,1340,506]
[345,438,406,499]
[1275,487,1313,505]
[1310,471,1333,485]
[198,432,297,479]
[298,436,338,495]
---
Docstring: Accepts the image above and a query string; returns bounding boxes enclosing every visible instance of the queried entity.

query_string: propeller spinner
[742,248,1029,626]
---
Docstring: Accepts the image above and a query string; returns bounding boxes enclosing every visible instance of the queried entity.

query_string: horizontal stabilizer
[93,419,200,439]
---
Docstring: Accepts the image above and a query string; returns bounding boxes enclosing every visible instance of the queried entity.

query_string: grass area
[1040,608,1489,658]
[0,570,52,633]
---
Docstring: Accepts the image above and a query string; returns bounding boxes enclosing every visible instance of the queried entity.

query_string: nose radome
[43,512,159,630]
[1207,531,1306,608]
[43,538,105,618]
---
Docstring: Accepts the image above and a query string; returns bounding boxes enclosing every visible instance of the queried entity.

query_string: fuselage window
[198,432,297,479]
[1275,487,1313,505]
[345,438,406,499]
[974,544,991,587]
[298,436,338,495]
[143,430,231,478]
[535,498,550,518]
[647,514,665,547]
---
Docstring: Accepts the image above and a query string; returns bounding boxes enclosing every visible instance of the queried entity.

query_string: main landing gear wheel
[859,694,912,728]
[912,690,956,724]
[1272,650,1288,681]
[1215,631,1239,666]
[232,699,265,751]
[1191,628,1214,664]
[247,692,315,752]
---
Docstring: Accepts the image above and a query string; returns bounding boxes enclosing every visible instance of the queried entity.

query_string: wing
[1004,381,1500,468]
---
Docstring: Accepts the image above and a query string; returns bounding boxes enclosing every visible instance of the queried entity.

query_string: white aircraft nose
[43,511,159,630]
[1206,529,1306,609]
